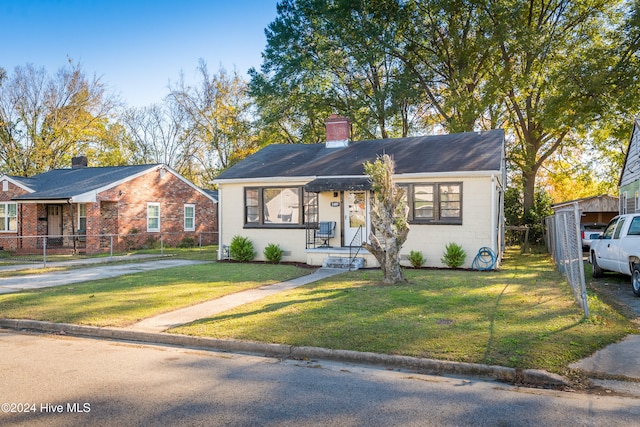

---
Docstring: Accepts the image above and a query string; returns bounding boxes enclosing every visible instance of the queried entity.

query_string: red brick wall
[0,180,30,250]
[95,167,218,252]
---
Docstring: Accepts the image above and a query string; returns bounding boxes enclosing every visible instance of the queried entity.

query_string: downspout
[491,175,497,253]
[217,189,223,260]
[18,204,23,250]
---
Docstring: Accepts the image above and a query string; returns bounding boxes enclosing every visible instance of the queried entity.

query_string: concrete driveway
[0,258,208,294]
[570,268,640,394]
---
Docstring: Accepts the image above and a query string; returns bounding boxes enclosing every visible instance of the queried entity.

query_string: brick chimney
[325,114,350,148]
[72,156,88,169]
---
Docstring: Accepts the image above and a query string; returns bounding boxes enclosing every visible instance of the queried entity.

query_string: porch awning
[304,177,372,192]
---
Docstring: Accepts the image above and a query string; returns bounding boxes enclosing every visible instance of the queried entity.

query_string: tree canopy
[2,1,639,206]
[251,0,640,218]
[0,61,120,175]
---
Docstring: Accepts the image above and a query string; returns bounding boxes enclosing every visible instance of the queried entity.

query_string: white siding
[398,175,496,268]
[220,174,501,268]
[620,123,640,188]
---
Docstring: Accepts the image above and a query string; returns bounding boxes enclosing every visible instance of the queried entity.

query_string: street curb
[0,318,568,388]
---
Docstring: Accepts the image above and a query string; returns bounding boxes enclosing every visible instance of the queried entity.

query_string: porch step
[323,256,364,270]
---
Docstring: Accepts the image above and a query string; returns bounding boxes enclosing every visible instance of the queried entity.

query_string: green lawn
[170,250,637,374]
[0,248,636,374]
[0,262,308,327]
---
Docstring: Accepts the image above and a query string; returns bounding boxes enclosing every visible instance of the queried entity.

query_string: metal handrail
[348,225,363,271]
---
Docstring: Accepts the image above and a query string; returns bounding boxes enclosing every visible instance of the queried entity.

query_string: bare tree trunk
[363,229,408,285]
[363,154,409,285]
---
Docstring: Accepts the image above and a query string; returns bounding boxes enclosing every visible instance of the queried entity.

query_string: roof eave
[14,198,72,204]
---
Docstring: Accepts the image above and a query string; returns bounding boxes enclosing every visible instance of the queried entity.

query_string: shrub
[408,250,425,268]
[263,243,283,264]
[178,236,196,248]
[124,228,139,250]
[142,236,160,250]
[229,235,256,262]
[441,242,466,268]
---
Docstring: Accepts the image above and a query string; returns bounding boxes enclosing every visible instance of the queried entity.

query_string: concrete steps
[322,256,364,270]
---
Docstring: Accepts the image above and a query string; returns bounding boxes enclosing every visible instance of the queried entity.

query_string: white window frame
[0,202,17,232]
[77,203,87,232]
[184,204,195,231]
[147,202,161,232]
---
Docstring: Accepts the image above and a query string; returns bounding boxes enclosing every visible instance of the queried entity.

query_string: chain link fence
[0,231,219,266]
[544,202,589,318]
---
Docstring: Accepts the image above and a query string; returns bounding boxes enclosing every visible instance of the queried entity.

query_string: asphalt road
[1,330,639,427]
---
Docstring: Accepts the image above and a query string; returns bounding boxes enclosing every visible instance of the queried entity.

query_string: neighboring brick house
[0,157,218,254]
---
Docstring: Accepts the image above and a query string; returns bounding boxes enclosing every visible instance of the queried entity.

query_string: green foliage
[408,250,425,268]
[142,236,161,250]
[0,61,119,175]
[263,243,284,264]
[441,242,466,268]
[363,155,409,234]
[250,0,424,142]
[362,154,409,284]
[505,186,553,244]
[251,0,629,225]
[0,263,308,327]
[178,236,196,248]
[168,60,256,181]
[229,235,256,262]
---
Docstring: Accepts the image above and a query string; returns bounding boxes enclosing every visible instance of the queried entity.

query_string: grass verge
[0,262,308,327]
[171,249,637,374]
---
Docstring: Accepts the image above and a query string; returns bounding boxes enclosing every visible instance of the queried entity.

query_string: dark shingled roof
[12,164,159,200]
[216,130,504,180]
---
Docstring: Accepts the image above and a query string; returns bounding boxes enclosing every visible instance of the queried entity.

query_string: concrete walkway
[130,267,347,333]
[570,334,640,395]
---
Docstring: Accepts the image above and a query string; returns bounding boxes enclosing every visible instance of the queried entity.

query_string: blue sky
[1,0,280,107]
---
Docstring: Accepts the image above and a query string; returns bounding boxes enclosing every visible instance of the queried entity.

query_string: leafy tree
[504,186,553,244]
[121,102,208,185]
[362,154,409,285]
[484,0,622,215]
[169,60,256,177]
[254,0,629,224]
[395,0,502,133]
[0,61,118,175]
[538,156,616,203]
[250,0,427,143]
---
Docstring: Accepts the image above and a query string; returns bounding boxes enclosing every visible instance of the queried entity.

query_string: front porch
[14,234,87,255]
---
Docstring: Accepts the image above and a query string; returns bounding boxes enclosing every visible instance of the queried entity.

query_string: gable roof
[216,129,504,182]
[10,164,160,202]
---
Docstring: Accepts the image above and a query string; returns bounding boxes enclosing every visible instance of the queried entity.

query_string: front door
[47,205,63,246]
[344,191,368,246]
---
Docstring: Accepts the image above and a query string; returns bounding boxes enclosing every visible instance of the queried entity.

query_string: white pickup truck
[589,213,640,296]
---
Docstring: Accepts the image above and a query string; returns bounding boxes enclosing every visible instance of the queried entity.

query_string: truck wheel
[591,254,604,278]
[632,265,640,297]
